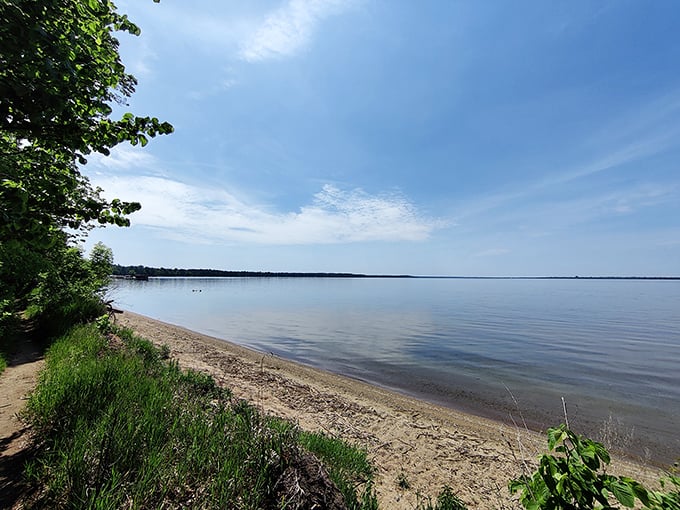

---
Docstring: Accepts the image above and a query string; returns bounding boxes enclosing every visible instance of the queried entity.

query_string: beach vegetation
[22,322,378,509]
[510,424,680,510]
[299,430,377,508]
[416,486,468,510]
[16,318,680,509]
[0,310,15,373]
[397,471,412,490]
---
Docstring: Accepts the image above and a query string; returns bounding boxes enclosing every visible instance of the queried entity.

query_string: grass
[22,322,380,509]
[299,430,378,509]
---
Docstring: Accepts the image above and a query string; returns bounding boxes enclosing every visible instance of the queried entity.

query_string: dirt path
[0,338,44,509]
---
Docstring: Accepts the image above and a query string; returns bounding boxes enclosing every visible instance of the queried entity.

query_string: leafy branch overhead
[0,0,172,245]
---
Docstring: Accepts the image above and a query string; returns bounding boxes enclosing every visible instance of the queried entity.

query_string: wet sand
[117,311,663,509]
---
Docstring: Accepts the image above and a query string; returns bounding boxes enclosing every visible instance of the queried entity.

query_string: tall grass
[23,323,379,509]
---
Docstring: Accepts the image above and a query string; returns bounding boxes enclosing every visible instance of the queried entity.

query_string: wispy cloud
[527,183,679,231]
[125,38,157,78]
[87,146,157,172]
[549,131,678,188]
[188,76,238,100]
[92,175,444,245]
[451,108,680,225]
[476,248,510,258]
[239,0,357,62]
[459,181,680,241]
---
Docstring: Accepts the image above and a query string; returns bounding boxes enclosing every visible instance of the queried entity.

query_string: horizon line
[111,266,680,280]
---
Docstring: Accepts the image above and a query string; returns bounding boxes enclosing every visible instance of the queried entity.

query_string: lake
[109,277,680,465]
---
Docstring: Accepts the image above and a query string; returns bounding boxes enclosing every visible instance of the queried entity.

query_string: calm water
[110,277,680,464]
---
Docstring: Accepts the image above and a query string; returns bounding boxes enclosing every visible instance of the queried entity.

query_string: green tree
[0,0,172,247]
[0,0,172,338]
[89,241,114,287]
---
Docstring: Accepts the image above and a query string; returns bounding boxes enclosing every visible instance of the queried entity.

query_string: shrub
[509,424,680,510]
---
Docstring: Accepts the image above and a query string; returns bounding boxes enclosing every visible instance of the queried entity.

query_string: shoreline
[116,310,661,509]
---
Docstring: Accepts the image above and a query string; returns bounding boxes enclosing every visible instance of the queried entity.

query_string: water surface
[110,277,680,464]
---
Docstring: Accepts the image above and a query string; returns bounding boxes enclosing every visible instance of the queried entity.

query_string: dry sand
[117,311,661,509]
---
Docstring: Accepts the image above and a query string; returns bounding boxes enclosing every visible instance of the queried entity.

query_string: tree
[0,0,172,337]
[0,0,172,247]
[89,242,114,285]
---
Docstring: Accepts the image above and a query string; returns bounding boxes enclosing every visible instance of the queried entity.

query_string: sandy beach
[117,311,661,509]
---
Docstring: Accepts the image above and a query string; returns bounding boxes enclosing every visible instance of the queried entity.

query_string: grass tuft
[417,486,468,510]
[299,430,377,509]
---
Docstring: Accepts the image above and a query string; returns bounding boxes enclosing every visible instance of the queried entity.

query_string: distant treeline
[111,265,410,278]
[112,265,678,280]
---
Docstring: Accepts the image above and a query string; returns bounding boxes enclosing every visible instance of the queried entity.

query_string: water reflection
[110,277,680,463]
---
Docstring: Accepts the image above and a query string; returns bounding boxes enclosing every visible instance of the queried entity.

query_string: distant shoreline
[112,265,680,280]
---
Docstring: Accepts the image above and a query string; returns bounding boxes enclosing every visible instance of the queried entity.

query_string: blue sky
[84,0,680,276]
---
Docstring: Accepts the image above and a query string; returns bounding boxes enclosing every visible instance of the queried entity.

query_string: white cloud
[239,0,356,62]
[91,176,444,245]
[87,145,157,172]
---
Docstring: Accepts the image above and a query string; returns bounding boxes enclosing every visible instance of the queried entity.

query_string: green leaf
[609,479,636,508]
[547,425,569,451]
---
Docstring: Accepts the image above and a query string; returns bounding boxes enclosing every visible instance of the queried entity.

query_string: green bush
[510,424,680,510]
[28,294,106,340]
[0,297,21,367]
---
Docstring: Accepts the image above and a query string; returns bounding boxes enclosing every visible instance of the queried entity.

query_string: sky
[83,0,680,276]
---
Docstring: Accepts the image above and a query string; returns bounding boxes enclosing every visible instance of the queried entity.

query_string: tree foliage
[0,0,172,246]
[0,0,172,338]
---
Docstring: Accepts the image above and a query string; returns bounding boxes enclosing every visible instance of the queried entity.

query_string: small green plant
[509,424,680,510]
[397,470,411,490]
[416,485,468,510]
[435,486,468,510]
[94,313,113,334]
